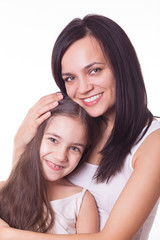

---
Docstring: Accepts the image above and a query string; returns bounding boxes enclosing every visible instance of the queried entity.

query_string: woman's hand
[13,92,63,165]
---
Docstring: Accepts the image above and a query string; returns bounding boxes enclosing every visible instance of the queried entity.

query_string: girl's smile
[40,115,87,182]
[45,160,65,171]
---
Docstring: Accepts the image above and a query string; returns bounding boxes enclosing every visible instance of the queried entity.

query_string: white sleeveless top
[49,188,86,234]
[68,120,160,239]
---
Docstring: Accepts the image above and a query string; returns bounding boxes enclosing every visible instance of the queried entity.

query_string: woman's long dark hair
[51,14,153,182]
[0,96,100,232]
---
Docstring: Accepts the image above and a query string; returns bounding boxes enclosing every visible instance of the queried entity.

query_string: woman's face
[40,115,87,182]
[61,36,116,118]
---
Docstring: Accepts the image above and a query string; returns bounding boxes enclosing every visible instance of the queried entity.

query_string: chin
[84,107,106,117]
[87,111,104,118]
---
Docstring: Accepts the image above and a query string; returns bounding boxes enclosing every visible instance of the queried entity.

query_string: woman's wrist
[1,228,30,240]
[3,228,48,240]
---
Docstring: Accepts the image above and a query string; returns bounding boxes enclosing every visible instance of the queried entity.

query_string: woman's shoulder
[132,120,160,154]
[140,119,160,142]
[137,122,160,153]
[133,122,160,169]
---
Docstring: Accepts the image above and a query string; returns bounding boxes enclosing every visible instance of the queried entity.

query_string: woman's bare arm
[13,92,63,165]
[100,129,160,239]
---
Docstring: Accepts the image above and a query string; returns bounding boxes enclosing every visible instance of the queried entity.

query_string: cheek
[39,142,49,159]
[65,82,79,99]
[70,155,82,168]
[66,87,83,107]
[66,85,74,98]
[39,144,43,159]
[100,75,114,89]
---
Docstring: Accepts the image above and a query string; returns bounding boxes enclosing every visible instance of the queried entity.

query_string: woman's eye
[90,68,101,74]
[63,76,75,82]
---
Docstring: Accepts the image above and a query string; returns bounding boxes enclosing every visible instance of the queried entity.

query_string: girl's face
[40,115,87,182]
[61,36,116,119]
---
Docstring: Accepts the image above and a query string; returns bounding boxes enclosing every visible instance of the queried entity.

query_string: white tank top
[49,188,86,234]
[68,120,160,239]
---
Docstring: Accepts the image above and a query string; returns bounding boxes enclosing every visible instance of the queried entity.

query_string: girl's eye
[49,138,58,144]
[90,68,101,74]
[70,146,81,152]
[63,76,75,82]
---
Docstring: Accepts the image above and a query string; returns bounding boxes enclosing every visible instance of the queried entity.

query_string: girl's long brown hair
[0,95,100,232]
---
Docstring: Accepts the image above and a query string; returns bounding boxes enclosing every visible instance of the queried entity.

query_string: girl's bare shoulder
[49,178,83,201]
[61,178,83,195]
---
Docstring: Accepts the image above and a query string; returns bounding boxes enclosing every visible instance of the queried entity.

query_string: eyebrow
[61,62,105,76]
[84,62,106,69]
[45,133,86,148]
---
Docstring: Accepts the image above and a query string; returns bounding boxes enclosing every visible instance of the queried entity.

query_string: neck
[86,117,113,165]
[46,178,68,201]
[104,105,115,128]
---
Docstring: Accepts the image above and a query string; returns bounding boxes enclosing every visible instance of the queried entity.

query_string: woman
[0,96,99,234]
[1,14,160,240]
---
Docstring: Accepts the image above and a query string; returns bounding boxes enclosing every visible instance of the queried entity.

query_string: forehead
[44,115,87,139]
[61,36,106,70]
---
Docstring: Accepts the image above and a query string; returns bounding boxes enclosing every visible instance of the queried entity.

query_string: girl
[1,14,160,240]
[0,96,99,234]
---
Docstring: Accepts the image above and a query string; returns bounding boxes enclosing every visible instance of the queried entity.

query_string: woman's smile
[81,93,103,106]
[61,36,116,119]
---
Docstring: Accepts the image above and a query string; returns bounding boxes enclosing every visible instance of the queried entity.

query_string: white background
[0,0,159,238]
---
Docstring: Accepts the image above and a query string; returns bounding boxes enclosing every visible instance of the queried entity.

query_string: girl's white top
[68,120,160,239]
[49,188,86,234]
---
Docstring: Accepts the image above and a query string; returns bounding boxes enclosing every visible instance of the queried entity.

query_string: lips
[45,160,64,171]
[81,93,103,106]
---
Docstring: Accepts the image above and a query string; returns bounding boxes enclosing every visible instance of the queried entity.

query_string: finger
[36,92,63,106]
[24,93,62,125]
[30,93,62,117]
[36,101,59,126]
[56,92,63,100]
[36,111,52,126]
[33,101,59,119]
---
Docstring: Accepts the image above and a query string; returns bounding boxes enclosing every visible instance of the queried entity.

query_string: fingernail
[53,101,58,106]
[45,111,51,116]
[57,92,63,99]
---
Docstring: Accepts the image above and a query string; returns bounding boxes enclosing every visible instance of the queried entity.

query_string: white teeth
[47,161,63,169]
[83,93,102,103]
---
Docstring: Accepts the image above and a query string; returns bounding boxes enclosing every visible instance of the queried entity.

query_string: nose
[77,76,94,94]
[54,147,67,163]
